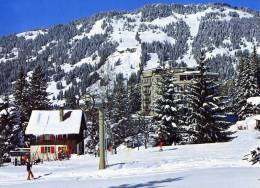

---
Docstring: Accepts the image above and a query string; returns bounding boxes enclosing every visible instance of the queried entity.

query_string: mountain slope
[0,3,260,104]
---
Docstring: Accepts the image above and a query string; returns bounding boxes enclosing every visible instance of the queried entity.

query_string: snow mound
[247,97,260,106]
[231,115,257,131]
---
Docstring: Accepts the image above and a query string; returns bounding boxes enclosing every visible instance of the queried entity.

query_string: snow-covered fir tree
[0,95,22,163]
[234,56,260,120]
[186,52,232,143]
[84,109,99,154]
[154,69,180,145]
[251,46,260,87]
[174,85,191,143]
[110,73,129,147]
[28,65,50,112]
[13,67,30,129]
[231,58,245,115]
[127,73,141,115]
[65,94,78,109]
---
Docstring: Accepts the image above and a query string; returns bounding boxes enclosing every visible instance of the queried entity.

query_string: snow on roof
[247,97,260,106]
[25,110,84,136]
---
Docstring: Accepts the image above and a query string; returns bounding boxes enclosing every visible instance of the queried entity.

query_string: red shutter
[51,146,55,153]
[50,135,54,141]
[58,135,62,140]
[41,146,45,153]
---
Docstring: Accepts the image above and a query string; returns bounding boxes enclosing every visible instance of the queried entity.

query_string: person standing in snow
[159,136,164,151]
[26,158,34,180]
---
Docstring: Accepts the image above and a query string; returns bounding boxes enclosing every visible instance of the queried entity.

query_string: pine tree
[111,74,128,123]
[84,109,99,154]
[110,73,129,146]
[232,58,246,114]
[154,69,180,145]
[0,95,22,163]
[127,73,141,115]
[28,65,49,112]
[65,94,78,109]
[175,86,191,143]
[14,67,30,130]
[251,46,260,87]
[135,32,141,43]
[186,52,232,143]
[234,56,260,120]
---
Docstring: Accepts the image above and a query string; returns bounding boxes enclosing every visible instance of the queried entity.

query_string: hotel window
[180,75,186,81]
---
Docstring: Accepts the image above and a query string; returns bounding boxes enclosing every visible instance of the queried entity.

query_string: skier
[159,136,164,151]
[113,144,117,155]
[26,158,34,180]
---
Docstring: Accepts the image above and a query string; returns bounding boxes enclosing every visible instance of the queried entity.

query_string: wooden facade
[26,110,88,161]
[31,115,86,154]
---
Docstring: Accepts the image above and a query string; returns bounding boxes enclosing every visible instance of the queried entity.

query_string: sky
[0,0,260,36]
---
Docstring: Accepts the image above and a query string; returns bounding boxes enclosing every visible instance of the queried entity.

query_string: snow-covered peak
[1,3,260,104]
[16,30,47,40]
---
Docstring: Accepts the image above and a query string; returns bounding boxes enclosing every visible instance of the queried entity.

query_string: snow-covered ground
[1,122,260,188]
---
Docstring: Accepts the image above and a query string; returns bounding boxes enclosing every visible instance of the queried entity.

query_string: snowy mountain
[0,3,260,104]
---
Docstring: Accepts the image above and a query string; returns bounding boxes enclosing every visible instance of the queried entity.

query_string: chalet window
[40,146,52,153]
[40,135,44,141]
[45,146,51,153]
[45,135,50,140]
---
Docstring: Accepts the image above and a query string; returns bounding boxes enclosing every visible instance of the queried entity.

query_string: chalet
[25,109,87,161]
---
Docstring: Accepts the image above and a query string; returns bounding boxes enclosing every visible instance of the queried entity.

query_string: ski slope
[1,122,260,187]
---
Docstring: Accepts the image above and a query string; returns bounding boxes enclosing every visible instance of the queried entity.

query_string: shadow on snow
[108,177,184,188]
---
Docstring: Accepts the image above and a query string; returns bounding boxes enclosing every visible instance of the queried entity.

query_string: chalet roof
[25,110,85,136]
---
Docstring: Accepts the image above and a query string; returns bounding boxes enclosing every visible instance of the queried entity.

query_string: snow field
[1,124,260,188]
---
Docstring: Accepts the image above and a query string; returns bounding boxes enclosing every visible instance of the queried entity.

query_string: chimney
[59,106,64,121]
